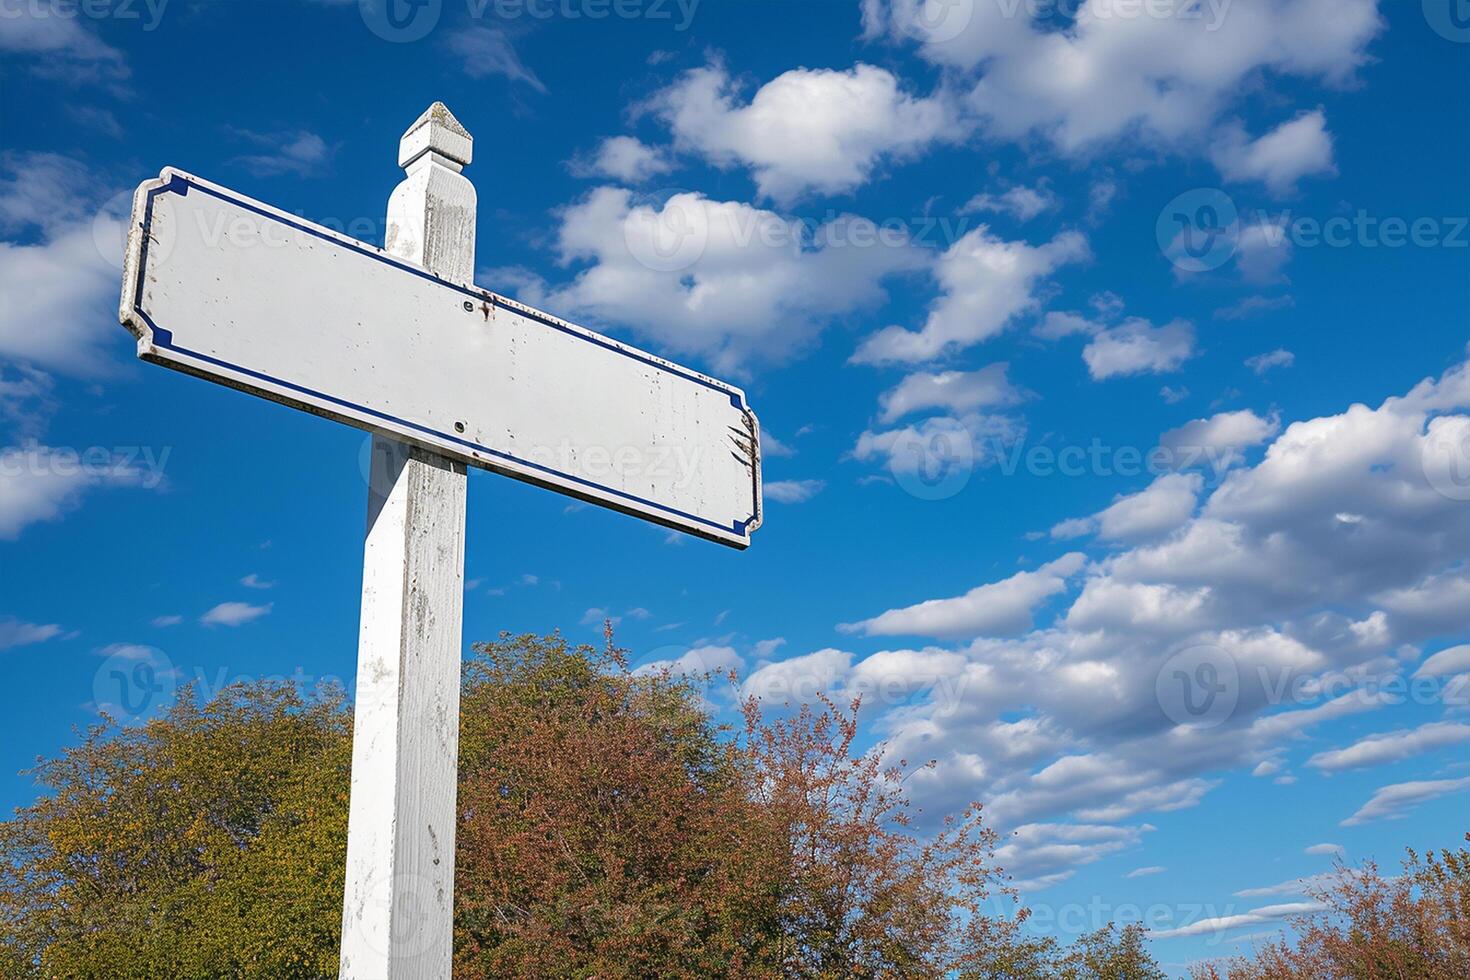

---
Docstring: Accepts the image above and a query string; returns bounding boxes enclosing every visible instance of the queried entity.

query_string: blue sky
[3,0,1469,973]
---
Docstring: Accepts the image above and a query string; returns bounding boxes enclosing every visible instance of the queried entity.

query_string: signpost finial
[399,101,472,172]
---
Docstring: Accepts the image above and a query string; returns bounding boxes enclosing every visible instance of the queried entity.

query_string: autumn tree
[739,694,1010,978]
[451,631,783,978]
[1191,836,1470,980]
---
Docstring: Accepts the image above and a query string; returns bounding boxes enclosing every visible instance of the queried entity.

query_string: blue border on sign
[132,173,754,538]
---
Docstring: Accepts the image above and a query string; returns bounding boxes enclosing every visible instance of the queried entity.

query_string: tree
[0,681,351,979]
[738,694,1009,978]
[1191,836,1470,980]
[451,631,782,978]
[1,631,1170,978]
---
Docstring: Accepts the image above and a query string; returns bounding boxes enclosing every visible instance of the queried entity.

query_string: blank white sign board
[120,169,763,548]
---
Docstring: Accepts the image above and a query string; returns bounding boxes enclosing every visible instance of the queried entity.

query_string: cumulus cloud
[651,62,957,203]
[200,602,272,628]
[1212,110,1337,195]
[840,554,1086,639]
[963,184,1058,222]
[636,644,744,678]
[764,479,825,503]
[995,822,1152,891]
[1159,410,1281,469]
[0,153,126,375]
[742,648,852,703]
[877,363,1025,423]
[575,136,673,183]
[868,0,1379,173]
[827,355,1470,833]
[516,187,927,373]
[851,411,1023,479]
[1082,318,1196,380]
[853,227,1089,365]
[1052,473,1203,543]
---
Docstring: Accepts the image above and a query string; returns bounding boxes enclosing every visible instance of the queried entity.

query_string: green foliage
[960,921,1167,980]
[0,681,350,978]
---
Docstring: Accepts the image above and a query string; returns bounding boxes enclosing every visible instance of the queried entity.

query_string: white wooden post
[340,102,475,980]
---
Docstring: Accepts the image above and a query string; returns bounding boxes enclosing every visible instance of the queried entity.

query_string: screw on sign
[116,103,762,978]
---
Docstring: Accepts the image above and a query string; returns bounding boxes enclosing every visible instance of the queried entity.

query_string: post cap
[399,102,472,170]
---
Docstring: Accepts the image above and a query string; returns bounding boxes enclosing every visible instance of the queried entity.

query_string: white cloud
[577,136,672,183]
[522,187,926,373]
[1126,866,1166,878]
[1153,902,1325,940]
[1247,349,1296,374]
[200,602,272,628]
[1212,110,1337,194]
[229,130,332,179]
[150,615,183,628]
[0,617,63,650]
[871,0,1379,174]
[1082,318,1196,379]
[446,26,546,92]
[877,363,1025,423]
[1053,473,1202,543]
[0,444,153,539]
[1342,776,1470,826]
[1307,722,1470,772]
[853,227,1088,365]
[240,574,275,590]
[1159,410,1281,468]
[995,822,1151,891]
[853,412,1022,480]
[963,184,1058,222]
[1416,644,1470,679]
[0,0,129,85]
[1234,221,1295,285]
[636,644,744,678]
[0,224,124,374]
[764,479,825,504]
[834,355,1470,832]
[652,62,957,203]
[1305,843,1344,856]
[840,554,1086,639]
[742,648,852,703]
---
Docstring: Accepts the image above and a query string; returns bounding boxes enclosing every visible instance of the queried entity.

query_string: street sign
[119,167,763,548]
